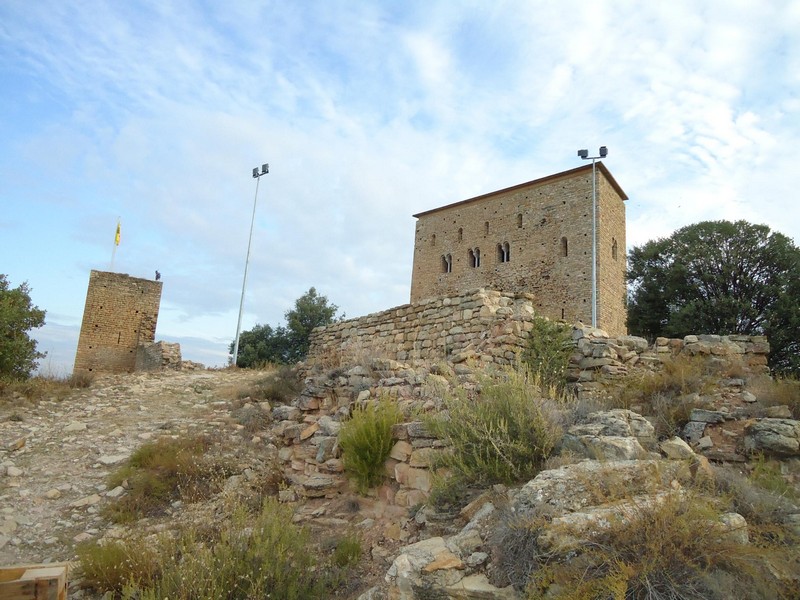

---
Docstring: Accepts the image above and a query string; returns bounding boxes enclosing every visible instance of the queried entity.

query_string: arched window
[431,234,436,247]
[517,213,523,228]
[561,237,568,257]
[442,254,452,273]
[469,248,481,268]
[612,238,618,260]
[484,221,489,236]
[458,227,463,242]
[498,242,510,263]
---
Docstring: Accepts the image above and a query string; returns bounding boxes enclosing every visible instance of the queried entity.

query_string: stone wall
[409,163,628,334]
[135,341,182,371]
[74,270,163,374]
[307,289,538,368]
[308,289,770,381]
[568,327,770,399]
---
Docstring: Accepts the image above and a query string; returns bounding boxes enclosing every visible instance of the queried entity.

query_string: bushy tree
[627,220,800,374]
[1,274,46,379]
[231,287,340,367]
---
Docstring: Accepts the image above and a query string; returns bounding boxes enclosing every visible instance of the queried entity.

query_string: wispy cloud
[1,0,797,372]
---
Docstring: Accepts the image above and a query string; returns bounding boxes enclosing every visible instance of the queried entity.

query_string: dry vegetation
[64,333,799,599]
[0,370,94,408]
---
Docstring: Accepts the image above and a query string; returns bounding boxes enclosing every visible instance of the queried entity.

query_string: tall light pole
[577,146,607,329]
[233,163,269,366]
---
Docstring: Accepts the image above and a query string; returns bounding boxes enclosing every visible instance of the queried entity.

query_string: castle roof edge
[412,162,627,219]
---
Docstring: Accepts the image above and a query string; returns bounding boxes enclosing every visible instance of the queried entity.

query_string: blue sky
[2,1,798,373]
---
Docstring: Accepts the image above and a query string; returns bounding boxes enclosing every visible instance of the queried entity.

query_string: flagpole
[110,218,120,271]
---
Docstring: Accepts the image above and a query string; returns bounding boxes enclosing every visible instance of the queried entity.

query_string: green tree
[231,287,340,367]
[1,274,46,379]
[627,220,800,374]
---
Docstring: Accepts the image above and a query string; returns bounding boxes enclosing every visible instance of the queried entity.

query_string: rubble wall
[307,289,538,367]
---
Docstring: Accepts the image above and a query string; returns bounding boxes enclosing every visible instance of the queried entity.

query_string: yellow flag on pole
[115,221,121,246]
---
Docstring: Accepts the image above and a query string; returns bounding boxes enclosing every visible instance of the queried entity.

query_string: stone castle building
[409,163,628,334]
[73,270,163,373]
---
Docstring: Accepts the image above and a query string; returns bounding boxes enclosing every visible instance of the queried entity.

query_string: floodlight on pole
[233,163,269,366]
[577,147,608,329]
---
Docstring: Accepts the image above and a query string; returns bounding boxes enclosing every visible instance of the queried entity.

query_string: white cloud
[2,0,798,370]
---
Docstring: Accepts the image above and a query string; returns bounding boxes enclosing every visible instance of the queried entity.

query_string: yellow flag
[115,221,121,246]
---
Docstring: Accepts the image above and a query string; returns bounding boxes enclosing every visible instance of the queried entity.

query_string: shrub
[749,454,798,501]
[68,370,95,388]
[244,365,302,404]
[712,464,799,533]
[330,532,363,568]
[230,402,271,432]
[0,274,46,379]
[0,374,77,406]
[339,398,401,493]
[103,435,228,523]
[425,369,562,487]
[521,317,573,394]
[81,499,349,599]
[77,536,161,593]
[606,355,711,439]
[525,492,792,600]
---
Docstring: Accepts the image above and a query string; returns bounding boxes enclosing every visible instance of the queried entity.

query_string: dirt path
[0,369,266,567]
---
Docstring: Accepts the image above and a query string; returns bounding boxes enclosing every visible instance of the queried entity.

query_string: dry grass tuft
[748,375,800,419]
[103,435,232,523]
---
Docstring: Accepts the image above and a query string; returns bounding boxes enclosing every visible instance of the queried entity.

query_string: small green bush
[339,398,401,493]
[521,317,573,394]
[331,532,362,567]
[426,369,562,487]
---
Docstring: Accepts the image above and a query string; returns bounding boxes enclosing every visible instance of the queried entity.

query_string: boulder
[744,419,800,456]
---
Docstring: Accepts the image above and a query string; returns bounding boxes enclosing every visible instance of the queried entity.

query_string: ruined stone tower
[73,270,163,373]
[410,163,628,334]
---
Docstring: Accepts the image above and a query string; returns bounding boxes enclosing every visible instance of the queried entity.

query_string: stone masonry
[73,270,163,374]
[410,163,628,334]
[307,289,769,380]
[307,289,537,368]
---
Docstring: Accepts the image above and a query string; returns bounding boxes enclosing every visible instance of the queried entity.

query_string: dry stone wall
[307,289,538,368]
[308,289,770,383]
[294,301,772,508]
[135,341,182,371]
[569,327,770,398]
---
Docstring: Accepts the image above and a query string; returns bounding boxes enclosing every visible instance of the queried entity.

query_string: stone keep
[73,270,163,373]
[409,163,628,334]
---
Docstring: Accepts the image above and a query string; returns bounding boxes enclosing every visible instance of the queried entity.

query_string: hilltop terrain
[1,331,799,598]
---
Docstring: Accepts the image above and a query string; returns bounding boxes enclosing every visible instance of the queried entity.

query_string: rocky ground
[2,354,799,599]
[0,369,410,597]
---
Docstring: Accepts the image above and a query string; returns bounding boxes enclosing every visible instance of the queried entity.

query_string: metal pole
[233,173,263,366]
[577,147,606,329]
[591,158,597,328]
